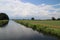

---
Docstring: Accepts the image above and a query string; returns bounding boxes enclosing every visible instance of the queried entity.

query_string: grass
[15,20,60,38]
[0,20,9,27]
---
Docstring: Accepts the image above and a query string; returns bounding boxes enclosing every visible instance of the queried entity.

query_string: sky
[0,0,60,19]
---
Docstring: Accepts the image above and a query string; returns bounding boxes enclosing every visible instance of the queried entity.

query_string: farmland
[15,20,60,38]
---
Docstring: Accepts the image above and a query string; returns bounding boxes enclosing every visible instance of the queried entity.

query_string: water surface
[0,20,59,40]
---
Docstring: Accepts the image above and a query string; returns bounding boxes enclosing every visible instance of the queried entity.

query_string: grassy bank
[0,20,9,27]
[15,20,60,38]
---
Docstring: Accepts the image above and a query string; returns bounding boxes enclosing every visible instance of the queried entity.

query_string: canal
[0,20,59,40]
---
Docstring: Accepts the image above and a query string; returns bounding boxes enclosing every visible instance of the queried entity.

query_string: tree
[0,13,9,20]
[52,17,56,20]
[0,13,9,27]
[57,18,60,20]
[31,17,35,20]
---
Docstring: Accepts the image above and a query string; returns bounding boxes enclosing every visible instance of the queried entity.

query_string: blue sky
[0,0,60,19]
[21,0,60,5]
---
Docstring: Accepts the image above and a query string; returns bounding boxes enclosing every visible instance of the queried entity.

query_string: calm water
[0,20,59,40]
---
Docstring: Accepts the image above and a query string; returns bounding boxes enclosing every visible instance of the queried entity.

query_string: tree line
[31,17,60,20]
[52,17,60,20]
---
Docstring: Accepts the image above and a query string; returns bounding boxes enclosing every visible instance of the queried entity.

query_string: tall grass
[15,20,60,38]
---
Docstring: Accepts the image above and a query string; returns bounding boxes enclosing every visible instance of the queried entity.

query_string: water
[0,20,59,40]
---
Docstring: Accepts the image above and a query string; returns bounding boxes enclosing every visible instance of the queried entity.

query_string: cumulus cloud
[0,0,60,19]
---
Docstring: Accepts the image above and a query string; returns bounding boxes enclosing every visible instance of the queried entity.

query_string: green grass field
[15,20,60,38]
[0,20,8,27]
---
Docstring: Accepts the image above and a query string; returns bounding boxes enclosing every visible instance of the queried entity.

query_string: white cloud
[0,0,60,19]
